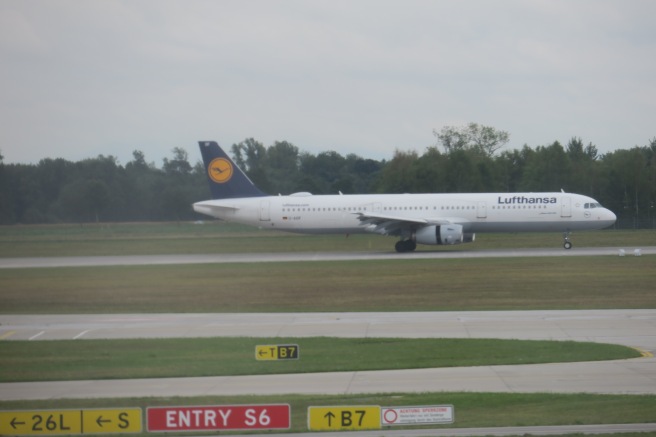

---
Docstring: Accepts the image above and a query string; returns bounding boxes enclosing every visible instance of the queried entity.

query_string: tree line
[0,125,654,228]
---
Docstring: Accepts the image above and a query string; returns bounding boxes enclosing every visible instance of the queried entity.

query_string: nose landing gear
[563,232,572,250]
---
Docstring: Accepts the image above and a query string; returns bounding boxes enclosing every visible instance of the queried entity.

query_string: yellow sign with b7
[255,344,299,360]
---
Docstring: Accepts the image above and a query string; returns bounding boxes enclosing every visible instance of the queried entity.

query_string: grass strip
[0,337,639,383]
[2,257,655,314]
[0,223,653,257]
[1,393,655,435]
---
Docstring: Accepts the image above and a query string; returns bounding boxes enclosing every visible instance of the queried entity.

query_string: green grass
[1,257,654,314]
[0,337,639,383]
[0,222,653,257]
[1,393,655,435]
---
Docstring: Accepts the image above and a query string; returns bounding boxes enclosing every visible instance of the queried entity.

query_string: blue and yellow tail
[198,141,266,199]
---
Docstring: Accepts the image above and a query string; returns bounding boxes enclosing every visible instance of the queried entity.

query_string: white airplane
[193,141,617,252]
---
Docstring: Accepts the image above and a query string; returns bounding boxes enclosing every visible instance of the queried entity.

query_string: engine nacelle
[414,224,472,245]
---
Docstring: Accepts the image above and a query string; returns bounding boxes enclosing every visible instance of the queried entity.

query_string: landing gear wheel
[563,231,572,250]
[395,240,417,253]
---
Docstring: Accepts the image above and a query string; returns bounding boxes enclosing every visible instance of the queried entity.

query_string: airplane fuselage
[193,191,616,235]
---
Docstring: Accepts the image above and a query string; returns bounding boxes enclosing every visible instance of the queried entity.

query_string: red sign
[147,405,290,432]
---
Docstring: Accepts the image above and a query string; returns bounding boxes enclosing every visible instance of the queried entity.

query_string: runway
[1,310,655,401]
[2,310,656,346]
[1,246,654,268]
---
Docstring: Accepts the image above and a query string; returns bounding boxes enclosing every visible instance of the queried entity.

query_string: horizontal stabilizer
[193,201,240,217]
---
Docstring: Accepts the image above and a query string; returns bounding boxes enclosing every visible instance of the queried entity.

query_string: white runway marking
[73,329,91,340]
[28,331,45,340]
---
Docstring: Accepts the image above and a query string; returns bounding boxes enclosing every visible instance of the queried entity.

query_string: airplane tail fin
[198,141,267,199]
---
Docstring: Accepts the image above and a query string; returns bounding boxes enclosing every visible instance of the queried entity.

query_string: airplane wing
[355,212,464,236]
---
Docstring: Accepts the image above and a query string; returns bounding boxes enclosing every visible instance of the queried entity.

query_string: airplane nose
[603,209,617,227]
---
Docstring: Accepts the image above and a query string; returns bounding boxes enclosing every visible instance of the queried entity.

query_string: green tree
[163,147,192,175]
[159,148,199,220]
[442,149,482,192]
[124,150,164,220]
[566,137,600,196]
[434,122,510,157]
[0,150,13,224]
[126,150,149,171]
[376,150,419,193]
[520,142,571,191]
[495,146,534,192]
[299,151,346,194]
[266,141,301,194]
[344,153,383,194]
[599,147,651,227]
[413,147,446,193]
[231,138,269,192]
[231,138,266,171]
[57,179,110,222]
[646,138,656,225]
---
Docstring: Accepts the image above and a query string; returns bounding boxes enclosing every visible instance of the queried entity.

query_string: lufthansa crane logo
[208,158,233,183]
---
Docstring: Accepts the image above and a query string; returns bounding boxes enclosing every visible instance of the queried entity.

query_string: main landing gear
[563,232,573,250]
[395,239,417,253]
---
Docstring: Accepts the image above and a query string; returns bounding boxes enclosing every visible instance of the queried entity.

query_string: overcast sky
[1,0,655,166]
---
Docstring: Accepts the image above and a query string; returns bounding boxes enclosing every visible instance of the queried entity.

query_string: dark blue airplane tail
[198,141,267,199]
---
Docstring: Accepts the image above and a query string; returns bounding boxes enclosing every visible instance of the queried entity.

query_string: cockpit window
[584,203,602,209]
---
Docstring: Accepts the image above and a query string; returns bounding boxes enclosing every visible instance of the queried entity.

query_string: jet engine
[414,224,474,245]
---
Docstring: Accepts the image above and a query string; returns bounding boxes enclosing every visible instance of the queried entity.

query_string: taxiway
[1,310,655,401]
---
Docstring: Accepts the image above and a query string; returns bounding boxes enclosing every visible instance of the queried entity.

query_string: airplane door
[259,200,270,221]
[477,201,487,218]
[561,197,571,218]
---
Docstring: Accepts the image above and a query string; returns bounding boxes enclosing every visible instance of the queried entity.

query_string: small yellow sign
[0,409,142,435]
[0,410,82,435]
[255,344,299,360]
[308,406,380,431]
[81,409,142,434]
[255,345,278,360]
